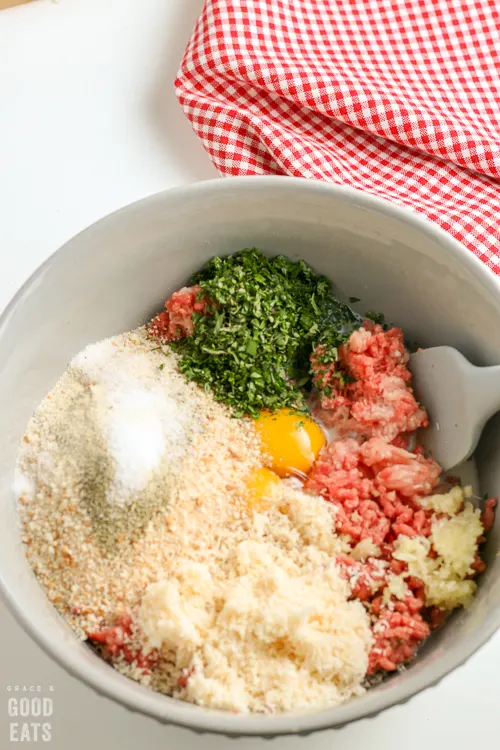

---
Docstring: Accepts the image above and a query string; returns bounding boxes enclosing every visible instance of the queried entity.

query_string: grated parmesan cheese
[137,507,372,714]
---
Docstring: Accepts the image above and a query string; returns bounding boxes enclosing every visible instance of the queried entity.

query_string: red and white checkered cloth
[175,0,500,271]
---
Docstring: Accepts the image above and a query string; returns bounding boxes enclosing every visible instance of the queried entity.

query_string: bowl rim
[2,174,500,736]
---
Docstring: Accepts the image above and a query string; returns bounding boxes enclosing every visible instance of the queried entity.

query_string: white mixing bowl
[1,176,499,736]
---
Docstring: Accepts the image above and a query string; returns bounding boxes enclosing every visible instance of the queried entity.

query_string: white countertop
[1,1,499,747]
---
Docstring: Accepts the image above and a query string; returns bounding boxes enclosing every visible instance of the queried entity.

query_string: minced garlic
[418,484,473,515]
[393,487,484,610]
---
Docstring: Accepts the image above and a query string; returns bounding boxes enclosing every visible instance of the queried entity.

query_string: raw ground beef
[150,285,209,341]
[305,437,442,672]
[307,324,495,675]
[307,436,495,673]
[368,602,430,673]
[312,322,428,442]
[87,613,156,672]
[306,437,440,546]
[482,497,497,532]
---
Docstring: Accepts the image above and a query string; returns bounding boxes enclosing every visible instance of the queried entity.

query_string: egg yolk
[253,409,326,478]
[245,467,282,510]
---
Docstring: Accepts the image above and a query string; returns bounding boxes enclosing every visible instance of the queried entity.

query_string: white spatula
[410,346,500,471]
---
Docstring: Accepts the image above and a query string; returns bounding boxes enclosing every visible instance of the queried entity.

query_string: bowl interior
[1,177,499,736]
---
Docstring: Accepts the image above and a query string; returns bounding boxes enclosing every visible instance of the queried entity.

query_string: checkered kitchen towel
[175,0,500,271]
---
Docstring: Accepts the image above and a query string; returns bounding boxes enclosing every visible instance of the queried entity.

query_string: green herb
[170,249,366,417]
[158,363,165,370]
[349,296,361,304]
[365,310,386,326]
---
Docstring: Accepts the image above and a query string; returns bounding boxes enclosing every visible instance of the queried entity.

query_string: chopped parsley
[170,248,364,417]
[365,310,386,326]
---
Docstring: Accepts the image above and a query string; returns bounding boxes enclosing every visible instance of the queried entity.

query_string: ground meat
[482,497,497,532]
[306,436,496,673]
[306,437,440,547]
[369,605,430,673]
[312,323,428,442]
[336,556,388,601]
[428,606,446,630]
[150,285,210,341]
[87,613,156,672]
[336,553,432,673]
[470,554,486,574]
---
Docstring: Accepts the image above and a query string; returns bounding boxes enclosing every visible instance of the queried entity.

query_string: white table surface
[1,1,499,747]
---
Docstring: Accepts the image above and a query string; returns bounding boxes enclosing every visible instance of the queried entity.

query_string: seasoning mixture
[17,248,496,714]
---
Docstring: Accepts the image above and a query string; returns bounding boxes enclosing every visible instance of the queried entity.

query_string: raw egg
[245,467,282,510]
[254,408,326,478]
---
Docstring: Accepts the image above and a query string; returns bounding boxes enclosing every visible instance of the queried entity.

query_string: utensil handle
[474,364,500,423]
